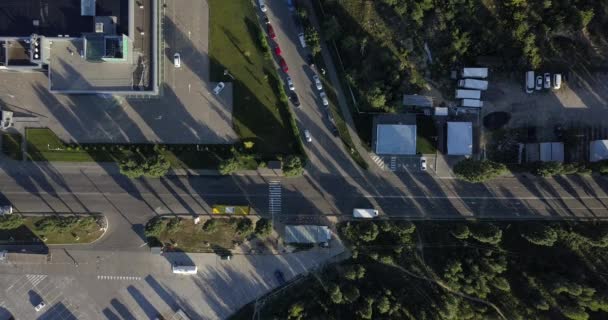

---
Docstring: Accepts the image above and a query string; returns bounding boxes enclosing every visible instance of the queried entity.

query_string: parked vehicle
[275,270,286,285]
[455,89,481,99]
[172,265,198,274]
[0,206,13,215]
[267,24,276,39]
[353,208,379,218]
[525,71,535,93]
[220,254,232,261]
[286,76,295,91]
[313,74,323,91]
[173,53,181,68]
[274,45,282,56]
[298,33,306,48]
[306,54,314,66]
[304,129,312,142]
[263,15,269,24]
[461,99,483,108]
[460,67,488,79]
[544,73,551,89]
[553,73,562,90]
[258,0,267,12]
[319,91,329,107]
[290,92,301,108]
[457,79,488,90]
[420,157,427,171]
[213,82,225,95]
[535,75,543,90]
[279,58,288,72]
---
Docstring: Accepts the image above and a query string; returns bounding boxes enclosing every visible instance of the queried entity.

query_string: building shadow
[110,298,136,320]
[127,285,160,319]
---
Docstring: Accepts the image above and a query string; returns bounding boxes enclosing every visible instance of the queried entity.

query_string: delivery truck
[455,89,481,99]
[461,99,483,108]
[353,208,379,218]
[461,67,488,79]
[458,79,488,90]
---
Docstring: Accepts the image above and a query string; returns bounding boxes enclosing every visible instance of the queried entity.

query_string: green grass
[416,115,437,154]
[0,216,104,244]
[152,218,248,253]
[208,0,298,156]
[2,133,22,160]
[25,128,103,162]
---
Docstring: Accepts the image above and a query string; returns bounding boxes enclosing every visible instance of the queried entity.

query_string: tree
[377,295,391,314]
[359,222,379,242]
[287,302,305,320]
[202,219,220,233]
[357,297,374,319]
[453,159,508,183]
[283,155,305,176]
[322,16,341,41]
[304,27,321,55]
[366,86,386,109]
[218,157,240,175]
[119,147,171,178]
[521,223,558,246]
[343,284,360,303]
[254,218,273,237]
[328,283,343,304]
[451,224,470,239]
[0,214,23,230]
[470,223,503,245]
[235,218,253,236]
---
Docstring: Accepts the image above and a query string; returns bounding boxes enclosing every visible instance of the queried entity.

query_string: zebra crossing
[26,274,47,287]
[97,275,142,281]
[268,181,282,215]
[389,156,397,171]
[370,153,386,169]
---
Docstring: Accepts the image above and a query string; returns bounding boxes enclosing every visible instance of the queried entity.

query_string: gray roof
[375,124,417,155]
[540,142,564,162]
[284,225,331,244]
[447,122,472,155]
[402,95,433,107]
[590,140,608,162]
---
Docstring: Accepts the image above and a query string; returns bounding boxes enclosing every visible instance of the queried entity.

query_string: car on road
[274,44,282,56]
[279,58,288,72]
[330,125,339,137]
[306,54,314,67]
[298,33,306,48]
[420,157,427,171]
[319,91,329,107]
[213,82,225,95]
[304,129,312,142]
[263,15,269,24]
[35,302,46,312]
[287,76,295,91]
[535,75,543,91]
[553,73,562,90]
[290,92,301,108]
[275,270,286,285]
[173,53,181,68]
[544,73,551,89]
[258,0,267,12]
[267,24,276,39]
[525,71,534,94]
[313,74,323,91]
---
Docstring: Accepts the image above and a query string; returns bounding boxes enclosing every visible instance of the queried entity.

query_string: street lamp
[223,69,235,80]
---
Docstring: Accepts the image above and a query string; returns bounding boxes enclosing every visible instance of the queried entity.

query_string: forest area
[316,0,608,114]
[231,220,608,320]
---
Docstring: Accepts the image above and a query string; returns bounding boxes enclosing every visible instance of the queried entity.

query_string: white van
[353,208,379,219]
[258,0,267,12]
[553,73,562,90]
[172,265,197,275]
[525,71,534,93]
[298,33,306,48]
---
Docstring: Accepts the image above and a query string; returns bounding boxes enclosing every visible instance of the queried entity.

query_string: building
[284,225,331,244]
[0,0,158,95]
[373,114,418,156]
[402,94,433,108]
[447,122,472,156]
[590,140,608,162]
[525,142,564,162]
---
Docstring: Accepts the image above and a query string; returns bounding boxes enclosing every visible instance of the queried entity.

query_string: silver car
[313,74,323,91]
[319,91,329,107]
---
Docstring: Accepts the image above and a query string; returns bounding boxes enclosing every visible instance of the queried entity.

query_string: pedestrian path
[268,181,282,215]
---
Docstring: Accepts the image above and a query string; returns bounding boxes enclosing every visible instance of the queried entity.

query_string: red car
[267,24,276,39]
[279,58,288,72]
[274,45,282,56]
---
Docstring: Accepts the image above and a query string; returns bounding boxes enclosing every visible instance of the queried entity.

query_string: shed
[375,124,417,155]
[447,122,473,156]
[402,95,433,107]
[590,140,608,162]
[284,225,331,244]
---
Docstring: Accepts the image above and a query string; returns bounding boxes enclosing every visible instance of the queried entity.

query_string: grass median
[0,214,105,245]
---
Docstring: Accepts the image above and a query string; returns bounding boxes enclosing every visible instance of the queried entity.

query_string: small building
[284,225,331,244]
[447,122,473,156]
[402,95,433,108]
[525,142,564,162]
[375,124,416,155]
[590,140,608,162]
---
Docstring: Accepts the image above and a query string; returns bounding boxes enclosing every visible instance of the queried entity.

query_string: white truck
[353,208,379,219]
[172,265,197,275]
[461,67,488,79]
[461,99,483,108]
[455,89,481,99]
[458,79,488,90]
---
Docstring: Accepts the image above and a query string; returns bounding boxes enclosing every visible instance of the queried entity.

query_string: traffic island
[0,214,106,245]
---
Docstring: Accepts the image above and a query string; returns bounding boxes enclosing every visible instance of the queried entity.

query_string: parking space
[371,154,435,173]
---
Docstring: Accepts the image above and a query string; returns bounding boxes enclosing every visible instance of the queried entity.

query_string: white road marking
[97,275,142,281]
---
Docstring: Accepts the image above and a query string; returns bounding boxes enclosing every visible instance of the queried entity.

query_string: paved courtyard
[0,0,237,144]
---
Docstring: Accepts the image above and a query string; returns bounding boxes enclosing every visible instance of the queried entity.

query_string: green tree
[343,284,360,303]
[144,218,165,237]
[366,86,386,109]
[470,223,503,245]
[377,295,391,314]
[235,218,253,236]
[328,283,343,304]
[521,223,558,246]
[287,302,305,320]
[283,155,305,176]
[304,27,321,56]
[254,218,273,237]
[119,147,171,178]
[218,157,240,175]
[534,161,564,177]
[202,219,220,233]
[0,214,23,230]
[451,224,470,239]
[357,297,374,319]
[453,159,508,183]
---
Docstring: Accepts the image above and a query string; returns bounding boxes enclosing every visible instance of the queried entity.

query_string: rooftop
[447,122,472,156]
[590,140,608,162]
[284,225,331,244]
[376,124,417,155]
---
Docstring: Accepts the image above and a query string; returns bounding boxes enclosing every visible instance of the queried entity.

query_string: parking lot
[0,0,237,144]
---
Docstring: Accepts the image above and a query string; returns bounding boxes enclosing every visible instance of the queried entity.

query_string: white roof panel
[447,122,473,156]
[376,124,417,155]
[591,140,608,162]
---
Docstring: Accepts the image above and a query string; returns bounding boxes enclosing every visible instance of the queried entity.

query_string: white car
[173,53,181,68]
[213,82,225,95]
[259,0,267,12]
[286,76,295,91]
[35,302,46,312]
[535,76,543,91]
[543,73,551,89]
[553,73,562,90]
[304,129,312,142]
[319,91,329,107]
[420,157,427,171]
[313,74,323,91]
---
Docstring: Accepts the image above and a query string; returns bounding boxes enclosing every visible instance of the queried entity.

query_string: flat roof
[49,39,135,92]
[540,142,564,162]
[284,225,331,244]
[376,124,417,155]
[590,140,608,162]
[0,0,128,37]
[447,122,472,156]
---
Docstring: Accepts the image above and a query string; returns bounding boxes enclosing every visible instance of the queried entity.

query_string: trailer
[455,89,481,99]
[461,99,483,108]
[172,265,198,275]
[458,79,488,90]
[461,68,488,79]
[353,208,379,219]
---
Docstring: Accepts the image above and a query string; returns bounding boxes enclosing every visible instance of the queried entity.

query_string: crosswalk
[268,181,282,215]
[370,153,386,169]
[26,274,47,287]
[389,156,397,171]
[97,275,142,281]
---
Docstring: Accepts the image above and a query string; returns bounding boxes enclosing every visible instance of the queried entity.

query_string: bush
[166,218,181,233]
[119,148,171,178]
[235,218,254,236]
[145,218,166,237]
[451,224,470,240]
[283,155,305,176]
[469,223,502,245]
[34,216,92,234]
[202,219,220,233]
[534,161,564,177]
[254,218,273,237]
[0,214,23,230]
[453,159,508,183]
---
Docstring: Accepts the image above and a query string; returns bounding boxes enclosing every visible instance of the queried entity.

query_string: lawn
[2,133,22,160]
[208,0,298,156]
[0,215,105,244]
[25,128,106,162]
[148,218,250,253]
[416,115,437,154]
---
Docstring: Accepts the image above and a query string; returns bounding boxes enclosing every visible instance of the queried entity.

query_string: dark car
[274,270,286,285]
[330,125,339,137]
[290,92,300,108]
[279,58,288,72]
[267,24,276,39]
[263,15,270,24]
[306,54,314,67]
